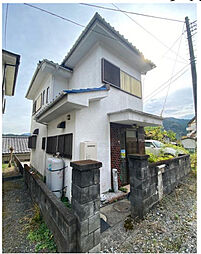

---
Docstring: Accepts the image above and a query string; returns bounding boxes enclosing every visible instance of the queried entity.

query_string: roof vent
[33,128,39,135]
[57,121,66,128]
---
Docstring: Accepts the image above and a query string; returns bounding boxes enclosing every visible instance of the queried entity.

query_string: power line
[160,23,185,116]
[144,67,190,104]
[4,3,9,49]
[24,3,118,42]
[112,3,188,64]
[143,63,190,102]
[24,3,127,43]
[80,3,184,23]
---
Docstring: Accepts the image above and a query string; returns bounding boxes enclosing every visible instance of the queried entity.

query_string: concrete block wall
[128,154,191,218]
[23,164,77,253]
[71,160,102,253]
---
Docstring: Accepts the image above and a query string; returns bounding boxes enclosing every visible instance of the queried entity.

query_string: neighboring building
[25,13,162,200]
[2,49,20,113]
[2,136,31,163]
[181,116,196,152]
[181,137,196,153]
[186,116,196,139]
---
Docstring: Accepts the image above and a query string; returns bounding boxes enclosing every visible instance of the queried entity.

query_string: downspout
[37,121,48,182]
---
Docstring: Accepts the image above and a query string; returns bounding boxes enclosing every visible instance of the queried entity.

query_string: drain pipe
[35,120,48,182]
[112,168,118,192]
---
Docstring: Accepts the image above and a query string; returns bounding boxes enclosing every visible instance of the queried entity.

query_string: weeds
[61,196,71,208]
[119,187,128,193]
[26,204,57,253]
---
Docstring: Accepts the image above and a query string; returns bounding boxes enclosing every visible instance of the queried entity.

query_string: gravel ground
[2,178,36,253]
[2,172,196,253]
[101,172,197,253]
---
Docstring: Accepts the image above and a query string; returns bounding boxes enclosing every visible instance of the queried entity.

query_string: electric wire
[143,62,190,103]
[80,3,184,23]
[23,3,119,42]
[160,23,185,116]
[112,3,188,64]
[4,3,9,49]
[144,67,190,104]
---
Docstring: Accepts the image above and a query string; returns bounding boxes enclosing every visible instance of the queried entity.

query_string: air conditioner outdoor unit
[80,141,97,160]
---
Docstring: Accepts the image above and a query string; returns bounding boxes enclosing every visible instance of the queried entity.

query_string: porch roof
[108,108,163,127]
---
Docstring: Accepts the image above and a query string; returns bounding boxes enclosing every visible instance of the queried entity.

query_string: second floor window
[102,58,142,98]
[46,87,49,103]
[42,90,45,105]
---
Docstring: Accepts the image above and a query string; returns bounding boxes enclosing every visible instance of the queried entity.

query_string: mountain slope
[163,117,189,139]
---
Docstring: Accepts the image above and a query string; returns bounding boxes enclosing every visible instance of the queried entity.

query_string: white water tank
[46,157,64,198]
[80,141,97,160]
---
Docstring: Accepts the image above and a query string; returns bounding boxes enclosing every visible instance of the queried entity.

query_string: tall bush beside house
[145,126,176,143]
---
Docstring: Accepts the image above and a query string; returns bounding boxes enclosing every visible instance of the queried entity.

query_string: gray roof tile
[2,136,31,154]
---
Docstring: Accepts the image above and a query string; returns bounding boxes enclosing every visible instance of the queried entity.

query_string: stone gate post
[70,160,102,253]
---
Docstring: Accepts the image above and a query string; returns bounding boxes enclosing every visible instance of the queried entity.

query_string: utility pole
[185,16,197,120]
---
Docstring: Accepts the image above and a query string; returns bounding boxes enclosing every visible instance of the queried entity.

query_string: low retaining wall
[128,154,191,218]
[23,164,77,253]
[3,153,30,163]
[13,154,24,175]
[149,155,191,196]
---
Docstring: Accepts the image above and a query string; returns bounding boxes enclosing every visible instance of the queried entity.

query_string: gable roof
[2,136,31,154]
[61,12,155,71]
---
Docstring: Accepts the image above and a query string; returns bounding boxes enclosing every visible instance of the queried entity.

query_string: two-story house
[26,13,162,201]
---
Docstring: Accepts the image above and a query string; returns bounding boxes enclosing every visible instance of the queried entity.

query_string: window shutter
[28,135,37,149]
[46,136,57,154]
[28,136,32,148]
[58,133,73,159]
[42,137,46,150]
[64,134,73,159]
[58,135,65,155]
[102,58,120,88]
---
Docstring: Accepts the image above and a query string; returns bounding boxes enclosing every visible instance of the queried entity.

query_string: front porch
[108,108,163,189]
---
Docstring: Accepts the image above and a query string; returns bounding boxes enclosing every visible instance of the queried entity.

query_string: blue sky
[2,2,197,134]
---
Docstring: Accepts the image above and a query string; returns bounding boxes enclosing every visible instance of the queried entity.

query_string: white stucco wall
[73,86,142,194]
[29,40,145,198]
[52,75,69,98]
[68,43,101,90]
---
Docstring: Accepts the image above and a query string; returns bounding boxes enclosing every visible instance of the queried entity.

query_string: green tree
[144,126,177,142]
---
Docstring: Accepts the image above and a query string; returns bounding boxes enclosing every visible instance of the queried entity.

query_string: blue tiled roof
[63,85,107,94]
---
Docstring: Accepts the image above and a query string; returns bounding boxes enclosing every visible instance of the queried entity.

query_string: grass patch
[2,163,19,177]
[2,163,8,170]
[119,187,128,193]
[61,196,71,208]
[26,204,57,253]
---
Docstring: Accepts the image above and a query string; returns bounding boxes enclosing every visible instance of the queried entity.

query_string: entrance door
[110,124,138,187]
[119,128,137,186]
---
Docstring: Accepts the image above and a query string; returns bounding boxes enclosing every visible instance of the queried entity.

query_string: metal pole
[185,16,197,120]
